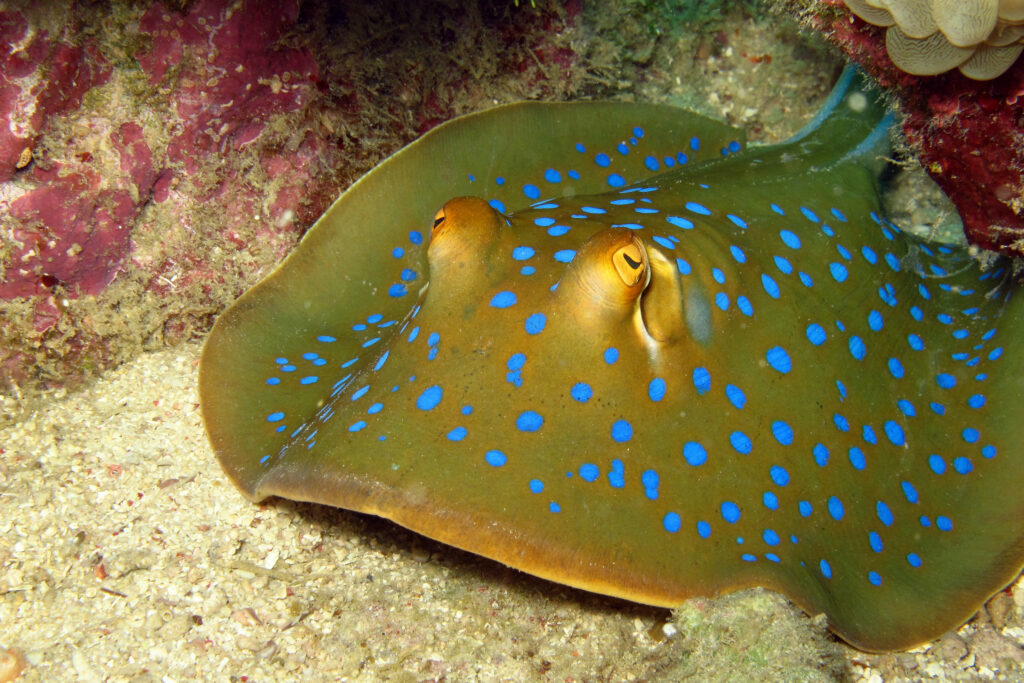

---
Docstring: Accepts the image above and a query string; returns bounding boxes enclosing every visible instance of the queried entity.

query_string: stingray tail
[779,65,895,173]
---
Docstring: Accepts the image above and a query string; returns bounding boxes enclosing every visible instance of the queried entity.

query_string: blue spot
[490,291,517,308]
[849,336,866,361]
[548,224,570,236]
[388,283,407,297]
[737,296,753,316]
[416,385,443,411]
[763,529,780,546]
[507,353,526,371]
[517,410,543,432]
[773,255,793,274]
[652,235,675,249]
[663,512,682,533]
[833,413,850,432]
[770,465,790,486]
[901,480,919,503]
[727,214,748,229]
[667,215,694,230]
[800,206,819,222]
[523,184,540,199]
[725,384,745,409]
[742,554,757,563]
[513,246,535,260]
[571,383,593,402]
[828,496,844,520]
[907,553,922,568]
[644,155,659,171]
[989,347,1004,360]
[929,454,947,474]
[608,460,626,489]
[884,420,906,446]
[362,337,382,348]
[761,273,780,298]
[937,516,953,531]
[683,441,707,466]
[806,324,826,346]
[868,571,882,587]
[300,376,318,385]
[551,249,576,264]
[730,431,752,454]
[316,335,336,343]
[489,198,506,213]
[594,153,611,167]
[715,292,729,311]
[799,501,812,517]
[525,313,546,334]
[907,334,924,351]
[529,479,544,494]
[898,399,916,417]
[351,385,370,401]
[772,421,794,446]
[605,347,619,364]
[936,373,956,389]
[544,168,561,183]
[779,230,801,249]
[962,428,980,443]
[877,501,894,526]
[267,411,285,422]
[765,346,792,373]
[368,403,383,414]
[729,245,746,263]
[579,463,599,482]
[888,357,905,379]
[266,377,281,386]
[829,263,849,282]
[533,217,555,227]
[607,173,626,187]
[641,469,658,499]
[697,521,711,538]
[685,201,711,215]
[447,427,467,441]
[611,420,633,443]
[521,266,536,275]
[721,501,741,523]
[461,405,473,416]
[549,502,561,513]
[689,136,700,151]
[848,447,866,471]
[676,258,692,275]
[349,421,367,432]
[763,492,778,510]
[648,378,666,402]
[485,450,507,467]
[862,424,877,444]
[820,559,833,579]
[693,367,710,394]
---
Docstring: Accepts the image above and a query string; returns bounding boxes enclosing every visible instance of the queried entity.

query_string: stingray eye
[432,208,446,232]
[613,242,647,287]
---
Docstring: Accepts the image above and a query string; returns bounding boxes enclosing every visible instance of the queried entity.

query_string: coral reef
[800,0,1024,257]
[844,0,1024,79]
[0,0,581,395]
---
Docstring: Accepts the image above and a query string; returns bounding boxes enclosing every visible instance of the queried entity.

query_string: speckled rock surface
[1,0,837,399]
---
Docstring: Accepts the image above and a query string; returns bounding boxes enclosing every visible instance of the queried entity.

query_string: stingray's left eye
[432,208,446,231]
[613,242,647,287]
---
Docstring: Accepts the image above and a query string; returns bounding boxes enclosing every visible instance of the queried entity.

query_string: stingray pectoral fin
[201,101,742,500]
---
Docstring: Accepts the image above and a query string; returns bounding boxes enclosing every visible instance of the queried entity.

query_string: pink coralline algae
[811,1,1024,256]
[0,1,582,389]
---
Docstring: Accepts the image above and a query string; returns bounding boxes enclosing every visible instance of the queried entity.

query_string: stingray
[199,68,1024,652]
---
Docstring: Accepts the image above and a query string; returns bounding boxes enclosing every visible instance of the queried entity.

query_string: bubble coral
[844,0,1024,78]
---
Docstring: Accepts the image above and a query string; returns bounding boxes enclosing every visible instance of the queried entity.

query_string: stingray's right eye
[613,241,648,288]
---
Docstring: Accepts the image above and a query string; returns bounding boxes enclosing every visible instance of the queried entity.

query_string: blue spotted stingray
[200,68,1024,652]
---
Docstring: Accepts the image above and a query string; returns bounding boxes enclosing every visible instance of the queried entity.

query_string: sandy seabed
[0,342,1022,681]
